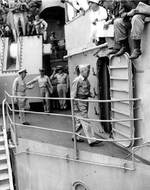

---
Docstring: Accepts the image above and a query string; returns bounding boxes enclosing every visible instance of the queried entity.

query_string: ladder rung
[110,88,129,93]
[0,132,3,136]
[0,173,9,181]
[111,108,131,117]
[0,145,5,153]
[112,128,131,139]
[0,154,7,161]
[110,66,128,69]
[0,163,8,171]
[110,77,128,81]
[111,121,130,128]
[0,182,10,190]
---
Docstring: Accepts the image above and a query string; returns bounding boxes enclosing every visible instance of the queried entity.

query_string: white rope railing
[4,91,143,166]
[4,91,143,170]
[5,90,141,103]
[5,92,142,124]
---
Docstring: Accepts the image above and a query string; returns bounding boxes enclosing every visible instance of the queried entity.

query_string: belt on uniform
[40,86,46,88]
[77,95,89,99]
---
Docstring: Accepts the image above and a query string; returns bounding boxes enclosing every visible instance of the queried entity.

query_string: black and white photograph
[0,0,150,189]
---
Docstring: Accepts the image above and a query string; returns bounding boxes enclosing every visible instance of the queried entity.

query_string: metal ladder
[109,53,134,148]
[0,104,14,190]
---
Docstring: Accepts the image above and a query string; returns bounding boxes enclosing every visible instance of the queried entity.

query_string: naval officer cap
[56,65,63,70]
[18,68,27,74]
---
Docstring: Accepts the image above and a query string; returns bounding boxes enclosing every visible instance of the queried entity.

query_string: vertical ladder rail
[2,99,14,190]
[110,53,134,147]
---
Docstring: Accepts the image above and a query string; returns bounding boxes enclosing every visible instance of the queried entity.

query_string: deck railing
[4,91,143,170]
[2,98,14,190]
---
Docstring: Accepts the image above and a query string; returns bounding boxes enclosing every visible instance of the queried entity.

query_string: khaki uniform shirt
[12,76,26,96]
[71,75,91,99]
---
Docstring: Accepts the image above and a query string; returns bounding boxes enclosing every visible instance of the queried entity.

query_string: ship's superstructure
[1,0,150,190]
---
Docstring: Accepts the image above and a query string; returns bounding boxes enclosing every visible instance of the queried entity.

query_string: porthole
[72,181,89,190]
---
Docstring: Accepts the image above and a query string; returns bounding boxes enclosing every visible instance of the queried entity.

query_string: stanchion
[71,98,78,159]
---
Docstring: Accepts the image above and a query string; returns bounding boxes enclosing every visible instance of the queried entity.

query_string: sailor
[33,15,48,42]
[50,66,69,110]
[104,0,150,59]
[88,0,108,45]
[71,64,102,146]
[13,0,29,37]
[27,68,53,113]
[49,31,59,59]
[127,0,150,59]
[12,68,31,125]
[7,0,17,41]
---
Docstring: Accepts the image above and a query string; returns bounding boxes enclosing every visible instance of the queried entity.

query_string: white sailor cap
[18,68,27,74]
[79,64,90,72]
[88,0,100,4]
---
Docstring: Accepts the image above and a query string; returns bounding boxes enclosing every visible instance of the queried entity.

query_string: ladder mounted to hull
[110,53,134,148]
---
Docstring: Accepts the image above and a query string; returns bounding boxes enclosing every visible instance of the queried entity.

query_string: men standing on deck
[71,64,102,146]
[27,68,53,113]
[12,68,32,125]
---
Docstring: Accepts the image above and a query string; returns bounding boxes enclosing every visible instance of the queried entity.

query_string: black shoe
[72,137,84,142]
[89,140,102,147]
[114,46,126,56]
[22,122,30,125]
[129,49,142,60]
[107,48,119,55]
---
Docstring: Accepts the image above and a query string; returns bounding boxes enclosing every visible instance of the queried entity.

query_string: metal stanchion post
[71,98,78,159]
[11,97,18,145]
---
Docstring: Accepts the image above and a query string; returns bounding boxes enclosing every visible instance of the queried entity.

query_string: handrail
[64,43,108,59]
[5,91,141,103]
[6,108,143,144]
[15,150,135,171]
[4,90,143,168]
[6,101,142,124]
[2,99,14,190]
[5,91,143,143]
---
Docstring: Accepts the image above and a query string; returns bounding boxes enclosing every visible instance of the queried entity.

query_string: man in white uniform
[33,15,48,42]
[27,68,53,113]
[12,68,31,125]
[88,0,108,45]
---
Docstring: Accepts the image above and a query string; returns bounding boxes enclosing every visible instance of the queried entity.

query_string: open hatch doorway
[97,57,112,134]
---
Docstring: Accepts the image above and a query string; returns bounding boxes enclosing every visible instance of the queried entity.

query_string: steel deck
[14,110,131,160]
